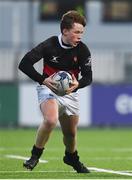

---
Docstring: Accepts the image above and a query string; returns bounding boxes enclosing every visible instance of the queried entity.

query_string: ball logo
[115,94,132,114]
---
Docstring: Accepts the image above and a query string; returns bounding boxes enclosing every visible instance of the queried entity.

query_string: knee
[44,115,58,129]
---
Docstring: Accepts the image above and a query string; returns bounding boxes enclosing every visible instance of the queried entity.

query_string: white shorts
[36,84,79,116]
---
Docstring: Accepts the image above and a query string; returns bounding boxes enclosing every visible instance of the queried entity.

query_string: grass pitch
[0,128,132,179]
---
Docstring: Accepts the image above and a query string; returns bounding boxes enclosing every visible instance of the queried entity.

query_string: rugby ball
[52,71,72,96]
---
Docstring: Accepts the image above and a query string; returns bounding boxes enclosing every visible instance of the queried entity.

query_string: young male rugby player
[19,10,92,173]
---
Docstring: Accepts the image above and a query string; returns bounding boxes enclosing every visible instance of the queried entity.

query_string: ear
[62,29,69,36]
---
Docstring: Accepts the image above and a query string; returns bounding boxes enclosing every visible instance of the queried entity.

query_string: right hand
[66,74,79,94]
[42,75,58,94]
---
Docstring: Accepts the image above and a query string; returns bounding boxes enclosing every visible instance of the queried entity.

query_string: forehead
[71,23,84,31]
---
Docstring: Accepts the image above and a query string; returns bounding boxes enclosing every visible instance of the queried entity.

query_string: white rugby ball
[52,71,72,96]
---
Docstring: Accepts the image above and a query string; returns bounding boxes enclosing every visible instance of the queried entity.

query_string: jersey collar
[58,34,73,49]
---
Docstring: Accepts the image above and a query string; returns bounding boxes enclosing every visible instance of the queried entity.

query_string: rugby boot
[23,145,44,170]
[23,155,39,170]
[63,150,90,173]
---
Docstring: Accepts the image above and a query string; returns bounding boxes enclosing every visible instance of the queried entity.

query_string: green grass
[0,128,132,179]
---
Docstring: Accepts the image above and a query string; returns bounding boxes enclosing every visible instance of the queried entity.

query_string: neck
[58,34,73,49]
[61,35,72,47]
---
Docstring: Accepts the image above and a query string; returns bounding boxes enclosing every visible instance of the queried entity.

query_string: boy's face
[63,23,84,47]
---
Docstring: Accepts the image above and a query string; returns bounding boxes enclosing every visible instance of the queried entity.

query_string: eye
[74,31,80,34]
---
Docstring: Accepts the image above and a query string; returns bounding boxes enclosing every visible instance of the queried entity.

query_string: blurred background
[0,0,132,128]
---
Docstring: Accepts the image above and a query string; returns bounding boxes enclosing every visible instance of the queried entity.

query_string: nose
[78,33,82,39]
[78,37,81,41]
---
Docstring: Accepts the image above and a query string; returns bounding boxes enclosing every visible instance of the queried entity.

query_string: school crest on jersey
[73,56,78,62]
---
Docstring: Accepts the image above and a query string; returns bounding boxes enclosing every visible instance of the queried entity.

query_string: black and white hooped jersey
[19,35,92,90]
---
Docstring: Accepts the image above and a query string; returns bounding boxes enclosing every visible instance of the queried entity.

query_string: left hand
[66,74,79,94]
[42,74,58,94]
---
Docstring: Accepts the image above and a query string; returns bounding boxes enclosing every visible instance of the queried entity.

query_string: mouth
[73,41,80,46]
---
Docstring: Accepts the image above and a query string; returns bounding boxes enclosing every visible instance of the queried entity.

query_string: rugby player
[19,10,92,173]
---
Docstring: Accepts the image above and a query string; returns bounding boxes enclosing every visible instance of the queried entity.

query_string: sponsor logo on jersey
[50,56,59,63]
[85,57,91,66]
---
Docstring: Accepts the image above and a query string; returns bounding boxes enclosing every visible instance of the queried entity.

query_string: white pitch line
[122,170,132,173]
[5,155,48,163]
[3,154,132,161]
[3,154,132,177]
[89,167,132,176]
[0,165,132,177]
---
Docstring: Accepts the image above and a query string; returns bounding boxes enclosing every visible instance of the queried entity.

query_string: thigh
[59,114,79,135]
[40,99,59,121]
